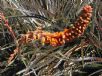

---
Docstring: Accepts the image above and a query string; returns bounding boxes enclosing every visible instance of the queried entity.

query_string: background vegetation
[0,0,102,76]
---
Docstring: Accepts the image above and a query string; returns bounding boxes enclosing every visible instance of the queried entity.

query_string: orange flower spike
[22,5,92,46]
[7,5,93,63]
[0,12,16,39]
[12,5,92,48]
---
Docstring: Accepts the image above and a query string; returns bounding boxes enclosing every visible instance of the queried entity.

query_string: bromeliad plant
[7,5,93,63]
